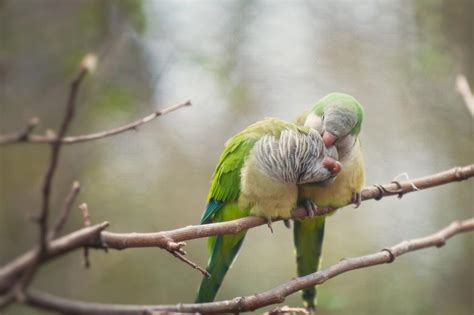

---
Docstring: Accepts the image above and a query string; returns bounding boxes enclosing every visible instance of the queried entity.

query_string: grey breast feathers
[254,129,338,185]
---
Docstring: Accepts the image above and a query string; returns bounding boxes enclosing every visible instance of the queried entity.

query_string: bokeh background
[1,1,473,314]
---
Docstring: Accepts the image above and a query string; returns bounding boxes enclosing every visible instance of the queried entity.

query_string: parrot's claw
[283,219,291,229]
[351,191,362,208]
[266,218,274,233]
[302,199,317,217]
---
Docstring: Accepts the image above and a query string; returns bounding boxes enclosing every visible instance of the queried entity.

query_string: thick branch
[0,223,109,292]
[0,164,472,293]
[0,100,192,145]
[23,218,474,314]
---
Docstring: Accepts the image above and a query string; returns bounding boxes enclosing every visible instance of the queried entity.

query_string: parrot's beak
[321,156,342,176]
[322,131,337,147]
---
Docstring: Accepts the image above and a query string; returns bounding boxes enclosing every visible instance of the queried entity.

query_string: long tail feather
[195,231,246,303]
[293,216,326,310]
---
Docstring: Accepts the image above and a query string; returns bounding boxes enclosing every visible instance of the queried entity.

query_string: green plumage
[301,92,364,135]
[196,203,247,303]
[197,118,313,303]
[293,216,326,309]
[294,93,366,310]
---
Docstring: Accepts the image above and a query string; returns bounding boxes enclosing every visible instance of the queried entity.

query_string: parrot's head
[302,93,364,155]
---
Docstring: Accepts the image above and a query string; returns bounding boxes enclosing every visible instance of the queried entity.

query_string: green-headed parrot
[196,117,342,303]
[293,93,366,311]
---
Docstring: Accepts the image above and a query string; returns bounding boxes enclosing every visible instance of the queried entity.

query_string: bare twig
[360,164,473,201]
[78,203,92,268]
[1,164,473,294]
[7,56,94,304]
[0,117,39,144]
[0,56,96,310]
[38,56,92,255]
[79,203,91,227]
[0,100,192,145]
[455,74,474,117]
[167,249,211,278]
[49,181,81,240]
[0,223,109,294]
[23,218,474,314]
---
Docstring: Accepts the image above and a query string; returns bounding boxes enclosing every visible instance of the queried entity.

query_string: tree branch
[22,218,474,314]
[99,164,474,248]
[0,223,109,293]
[1,164,472,295]
[0,117,39,144]
[0,54,95,308]
[49,181,81,240]
[456,74,474,117]
[0,100,192,145]
[37,57,91,255]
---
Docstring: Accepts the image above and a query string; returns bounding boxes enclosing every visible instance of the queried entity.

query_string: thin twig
[79,203,91,227]
[10,56,94,302]
[360,164,473,201]
[167,249,211,278]
[455,74,474,117]
[23,218,474,314]
[49,181,81,240]
[78,203,92,268]
[38,56,92,255]
[0,117,40,144]
[1,164,473,294]
[0,55,95,308]
[0,100,192,145]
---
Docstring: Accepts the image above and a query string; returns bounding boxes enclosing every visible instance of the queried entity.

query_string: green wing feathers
[207,137,256,202]
[197,203,249,302]
[197,131,257,301]
[197,117,313,302]
[200,136,256,224]
[196,233,246,302]
[293,216,326,310]
[201,117,308,223]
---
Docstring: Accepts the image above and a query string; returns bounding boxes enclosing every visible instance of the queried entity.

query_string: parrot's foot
[283,219,291,229]
[301,199,317,217]
[374,173,421,201]
[373,181,406,200]
[266,218,274,233]
[351,191,362,208]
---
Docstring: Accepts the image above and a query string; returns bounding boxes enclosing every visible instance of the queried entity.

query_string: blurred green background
[1,0,473,314]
